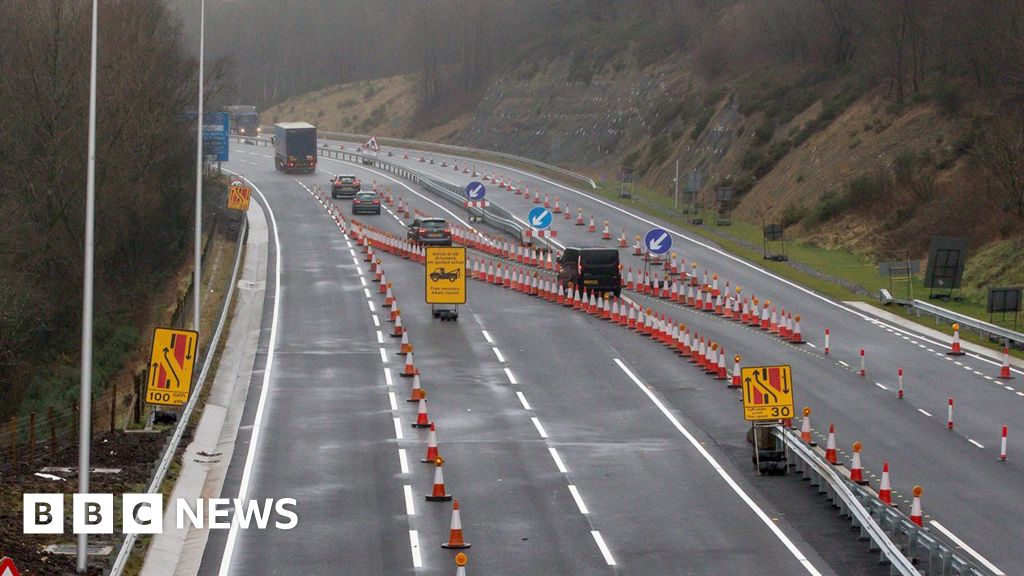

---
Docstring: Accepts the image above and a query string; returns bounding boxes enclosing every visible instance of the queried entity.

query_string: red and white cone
[587,215,596,233]
[1000,425,1008,461]
[999,348,1014,379]
[878,462,893,505]
[454,553,468,576]
[716,346,728,380]
[601,221,611,240]
[947,397,954,430]
[850,442,867,485]
[824,328,830,354]
[730,355,742,388]
[425,456,453,501]
[399,331,413,355]
[858,349,865,377]
[825,423,839,464]
[897,368,904,398]
[407,374,425,402]
[441,500,471,549]
[400,351,418,377]
[909,485,924,526]
[422,423,440,463]
[791,315,804,344]
[391,313,404,337]
[947,323,965,356]
[412,398,433,428]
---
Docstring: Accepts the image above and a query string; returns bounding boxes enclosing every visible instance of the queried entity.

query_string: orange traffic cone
[384,284,394,307]
[421,423,440,463]
[800,408,814,445]
[825,423,838,464]
[791,315,803,344]
[601,221,611,240]
[730,355,741,388]
[879,462,893,505]
[391,314,404,337]
[425,456,452,501]
[454,552,468,576]
[999,347,1014,379]
[407,374,425,402]
[400,332,413,355]
[412,398,432,428]
[400,352,418,377]
[910,485,923,526]
[588,215,596,233]
[947,323,965,355]
[850,442,867,485]
[441,500,471,549]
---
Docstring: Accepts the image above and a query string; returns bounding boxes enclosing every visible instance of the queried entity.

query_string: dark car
[408,217,453,246]
[429,267,460,282]
[557,247,622,296]
[331,175,361,199]
[352,191,382,215]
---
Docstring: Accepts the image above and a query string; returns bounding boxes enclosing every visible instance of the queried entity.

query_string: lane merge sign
[741,364,795,421]
[145,327,199,407]
[465,181,486,200]
[528,206,553,230]
[0,557,21,576]
[425,246,467,305]
[227,178,252,211]
[644,228,672,255]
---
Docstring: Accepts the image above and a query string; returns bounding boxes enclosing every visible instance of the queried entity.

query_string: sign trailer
[740,364,796,475]
[145,327,199,407]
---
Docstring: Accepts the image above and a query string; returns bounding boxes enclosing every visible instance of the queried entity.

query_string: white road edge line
[591,530,616,566]
[548,447,568,473]
[930,521,1005,575]
[531,417,548,439]
[516,391,532,411]
[568,484,590,514]
[409,530,423,568]
[614,358,823,576]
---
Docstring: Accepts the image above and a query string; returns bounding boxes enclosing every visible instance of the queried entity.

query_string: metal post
[194,0,206,334]
[79,0,99,570]
[673,159,679,211]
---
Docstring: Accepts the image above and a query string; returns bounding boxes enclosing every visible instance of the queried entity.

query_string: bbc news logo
[23,494,298,534]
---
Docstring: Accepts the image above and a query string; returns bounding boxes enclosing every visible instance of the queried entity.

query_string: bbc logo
[23,494,163,534]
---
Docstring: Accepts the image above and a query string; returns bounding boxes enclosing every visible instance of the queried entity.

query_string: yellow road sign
[227,184,252,211]
[425,246,466,304]
[145,327,199,407]
[741,364,795,421]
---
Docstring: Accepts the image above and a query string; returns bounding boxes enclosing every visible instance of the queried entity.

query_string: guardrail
[777,426,1000,575]
[911,299,1023,348]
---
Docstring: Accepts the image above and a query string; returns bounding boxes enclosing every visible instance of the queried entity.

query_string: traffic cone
[421,423,440,462]
[897,368,904,398]
[441,500,471,549]
[859,349,865,377]
[588,215,596,233]
[400,331,413,355]
[425,456,452,501]
[716,346,727,380]
[626,305,637,329]
[878,462,893,505]
[391,313,404,337]
[1000,425,1008,461]
[824,328,830,354]
[633,236,642,256]
[619,229,628,248]
[825,423,838,464]
[400,351,418,377]
[407,374,425,402]
[999,348,1014,379]
[454,553,468,576]
[730,355,742,388]
[384,284,394,307]
[947,323,965,355]
[576,209,584,225]
[947,397,954,430]
[553,197,561,213]
[601,221,611,240]
[412,398,432,428]
[610,299,620,323]
[791,315,804,344]
[909,485,923,526]
[850,442,867,485]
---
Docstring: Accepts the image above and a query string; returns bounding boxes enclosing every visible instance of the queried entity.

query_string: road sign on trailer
[644,228,672,255]
[741,365,795,421]
[227,183,252,211]
[425,246,467,305]
[0,558,21,576]
[465,181,486,200]
[528,206,553,230]
[145,327,199,407]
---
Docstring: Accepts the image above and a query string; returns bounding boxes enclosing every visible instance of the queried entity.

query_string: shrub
[781,201,808,227]
[690,109,713,140]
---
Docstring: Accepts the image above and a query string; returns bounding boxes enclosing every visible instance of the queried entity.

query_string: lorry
[225,105,261,136]
[273,122,317,173]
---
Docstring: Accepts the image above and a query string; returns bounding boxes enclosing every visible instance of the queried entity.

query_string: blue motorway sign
[202,112,229,162]
[528,207,553,230]
[465,181,486,200]
[644,227,672,255]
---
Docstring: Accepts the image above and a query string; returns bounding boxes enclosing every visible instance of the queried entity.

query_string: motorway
[195,140,1021,574]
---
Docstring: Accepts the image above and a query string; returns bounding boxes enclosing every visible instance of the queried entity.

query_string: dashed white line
[930,521,1005,575]
[568,485,590,514]
[984,375,994,380]
[398,449,410,474]
[372,315,380,327]
[492,347,506,362]
[954,361,964,366]
[1016,391,1024,397]
[388,392,398,411]
[376,330,384,343]
[481,330,494,343]
[874,382,888,390]
[918,409,933,417]
[393,417,404,439]
[973,370,984,375]
[548,447,568,473]
[531,417,549,439]
[409,530,423,568]
[968,439,985,449]
[1005,386,1016,391]
[806,342,816,348]
[367,301,376,314]
[504,367,518,385]
[516,391,532,410]
[591,531,617,566]
[837,360,850,367]
[404,485,416,515]
[384,368,393,386]
[359,276,367,287]
[352,257,361,266]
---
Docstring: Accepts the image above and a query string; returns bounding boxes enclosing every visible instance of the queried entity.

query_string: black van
[557,247,622,296]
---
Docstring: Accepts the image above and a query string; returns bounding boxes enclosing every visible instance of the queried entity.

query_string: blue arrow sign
[528,207,553,230]
[644,227,672,255]
[465,181,486,200]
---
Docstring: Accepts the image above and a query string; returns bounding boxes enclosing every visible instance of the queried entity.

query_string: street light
[194,0,206,334]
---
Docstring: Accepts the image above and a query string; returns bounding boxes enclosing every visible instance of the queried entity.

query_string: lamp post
[194,0,206,333]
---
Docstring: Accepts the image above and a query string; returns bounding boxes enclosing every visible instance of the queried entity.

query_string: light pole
[78,0,99,571]
[673,159,679,211]
[194,0,205,334]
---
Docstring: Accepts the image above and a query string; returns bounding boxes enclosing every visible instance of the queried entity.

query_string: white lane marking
[368,300,376,312]
[614,358,823,575]
[954,361,964,366]
[1006,385,1016,391]
[389,392,398,411]
[568,485,590,514]
[1017,392,1024,397]
[359,276,367,287]
[349,248,357,258]
[394,417,404,439]
[918,409,933,417]
[380,348,389,363]
[504,367,518,385]
[404,485,416,515]
[376,330,384,343]
[384,368,393,386]
[984,375,994,380]
[973,370,984,375]
[493,347,506,362]
[481,330,494,343]
[874,382,888,390]
[352,257,361,266]
[217,177,282,576]
[364,288,372,298]
[516,391,532,410]
[918,343,927,348]
[531,417,548,439]
[806,342,816,348]
[837,360,849,367]
[372,315,380,327]
[930,521,1005,575]
[398,449,410,474]
[409,530,423,568]
[968,439,985,449]
[591,531,617,566]
[549,447,568,473]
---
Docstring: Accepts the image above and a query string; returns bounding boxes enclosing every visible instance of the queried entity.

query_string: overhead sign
[145,327,199,407]
[364,135,380,152]
[644,228,672,255]
[741,365,795,421]
[201,112,229,162]
[0,557,21,576]
[528,207,553,230]
[227,183,252,211]
[465,181,486,200]
[425,246,467,305]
